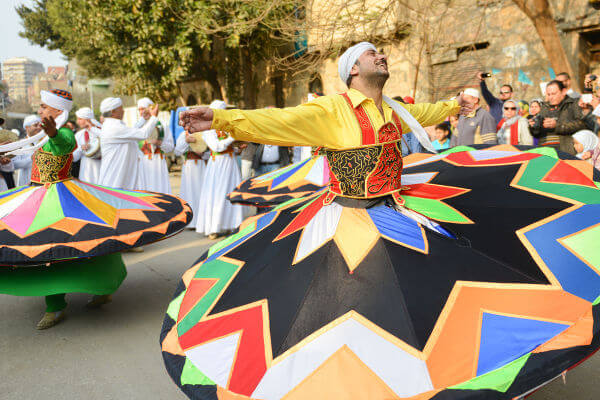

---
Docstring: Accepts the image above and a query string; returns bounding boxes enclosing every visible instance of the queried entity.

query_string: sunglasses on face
[500,91,511,94]
[504,107,517,110]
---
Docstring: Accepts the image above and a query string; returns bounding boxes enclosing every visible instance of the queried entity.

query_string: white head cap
[23,115,41,129]
[464,88,480,99]
[338,42,377,85]
[137,97,154,108]
[75,107,102,127]
[100,97,123,113]
[209,100,228,110]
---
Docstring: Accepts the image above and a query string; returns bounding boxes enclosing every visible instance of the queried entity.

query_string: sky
[0,0,66,69]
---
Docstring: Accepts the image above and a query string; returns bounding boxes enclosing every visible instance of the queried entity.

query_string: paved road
[2,227,599,399]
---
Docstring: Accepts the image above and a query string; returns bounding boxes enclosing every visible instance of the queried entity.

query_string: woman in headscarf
[496,99,533,145]
[572,129,600,169]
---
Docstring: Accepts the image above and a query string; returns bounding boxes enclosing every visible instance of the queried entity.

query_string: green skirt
[0,253,127,297]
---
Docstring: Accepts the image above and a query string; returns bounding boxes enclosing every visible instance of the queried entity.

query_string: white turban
[40,90,72,130]
[75,107,102,128]
[209,100,228,110]
[23,115,41,129]
[40,90,73,112]
[464,88,480,99]
[100,97,123,113]
[137,97,154,108]
[573,129,599,158]
[338,42,377,85]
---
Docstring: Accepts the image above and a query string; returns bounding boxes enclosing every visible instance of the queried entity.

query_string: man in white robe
[72,107,102,184]
[13,115,42,186]
[195,100,244,239]
[174,131,209,228]
[136,97,173,194]
[97,97,159,190]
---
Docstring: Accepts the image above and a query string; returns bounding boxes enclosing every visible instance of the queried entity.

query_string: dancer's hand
[41,116,57,137]
[180,107,213,133]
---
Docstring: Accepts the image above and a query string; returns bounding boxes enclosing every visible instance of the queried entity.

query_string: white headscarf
[209,100,228,110]
[75,107,102,128]
[100,97,123,114]
[337,41,436,152]
[23,115,41,129]
[338,42,377,85]
[573,130,599,158]
[137,97,154,109]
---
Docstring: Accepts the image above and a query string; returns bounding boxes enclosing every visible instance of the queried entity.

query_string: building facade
[1,57,44,102]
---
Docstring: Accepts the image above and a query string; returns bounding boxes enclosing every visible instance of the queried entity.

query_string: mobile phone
[481,72,491,78]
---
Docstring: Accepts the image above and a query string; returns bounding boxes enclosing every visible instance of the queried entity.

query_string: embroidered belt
[325,142,403,199]
[30,149,73,184]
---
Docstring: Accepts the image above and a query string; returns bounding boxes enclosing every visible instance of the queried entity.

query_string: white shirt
[98,116,158,190]
[261,144,279,163]
[202,130,235,154]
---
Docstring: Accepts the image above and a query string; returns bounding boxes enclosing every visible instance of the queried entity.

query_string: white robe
[174,133,208,228]
[73,127,102,184]
[13,152,32,187]
[195,130,244,235]
[137,118,173,194]
[98,116,158,190]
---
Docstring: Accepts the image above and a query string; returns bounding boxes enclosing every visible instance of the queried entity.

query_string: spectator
[517,100,529,118]
[529,80,586,155]
[556,72,581,99]
[451,88,497,146]
[477,72,513,125]
[252,144,291,176]
[496,100,533,145]
[528,99,542,121]
[449,114,459,137]
[580,94,600,134]
[572,130,600,169]
[432,123,452,151]
[392,95,423,155]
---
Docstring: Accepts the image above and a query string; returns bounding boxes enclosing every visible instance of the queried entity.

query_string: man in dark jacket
[529,80,586,155]
[477,72,513,125]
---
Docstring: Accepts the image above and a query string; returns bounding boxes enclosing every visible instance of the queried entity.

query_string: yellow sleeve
[400,100,460,130]
[211,96,354,149]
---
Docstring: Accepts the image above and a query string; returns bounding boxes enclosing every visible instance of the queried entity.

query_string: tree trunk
[271,74,285,108]
[241,42,258,109]
[512,0,578,88]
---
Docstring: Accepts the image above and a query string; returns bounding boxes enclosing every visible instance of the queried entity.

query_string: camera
[481,72,491,78]
[584,74,597,93]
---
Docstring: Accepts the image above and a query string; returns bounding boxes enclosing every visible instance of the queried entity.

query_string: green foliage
[17,0,298,108]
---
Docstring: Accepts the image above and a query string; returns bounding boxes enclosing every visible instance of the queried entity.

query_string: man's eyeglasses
[500,91,512,94]
[504,107,517,110]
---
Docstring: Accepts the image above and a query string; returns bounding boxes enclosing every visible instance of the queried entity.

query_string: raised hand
[41,116,57,137]
[150,103,160,117]
[179,107,214,133]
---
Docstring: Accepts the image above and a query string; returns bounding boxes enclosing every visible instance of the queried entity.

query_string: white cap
[137,97,154,108]
[23,115,41,129]
[100,97,123,113]
[464,88,480,98]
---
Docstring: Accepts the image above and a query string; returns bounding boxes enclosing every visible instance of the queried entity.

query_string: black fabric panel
[208,207,324,357]
[228,180,322,207]
[384,232,541,351]
[405,161,568,283]
[280,239,419,353]
[161,351,218,400]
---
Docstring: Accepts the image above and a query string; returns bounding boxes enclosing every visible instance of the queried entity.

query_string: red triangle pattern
[541,160,597,188]
[177,278,219,322]
[402,183,469,200]
[274,192,327,241]
[446,151,538,166]
[179,302,268,395]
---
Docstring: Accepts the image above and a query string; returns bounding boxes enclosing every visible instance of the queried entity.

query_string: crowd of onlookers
[431,71,600,170]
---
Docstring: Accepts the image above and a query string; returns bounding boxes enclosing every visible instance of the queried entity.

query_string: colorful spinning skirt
[162,145,600,399]
[227,155,329,207]
[0,179,192,265]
